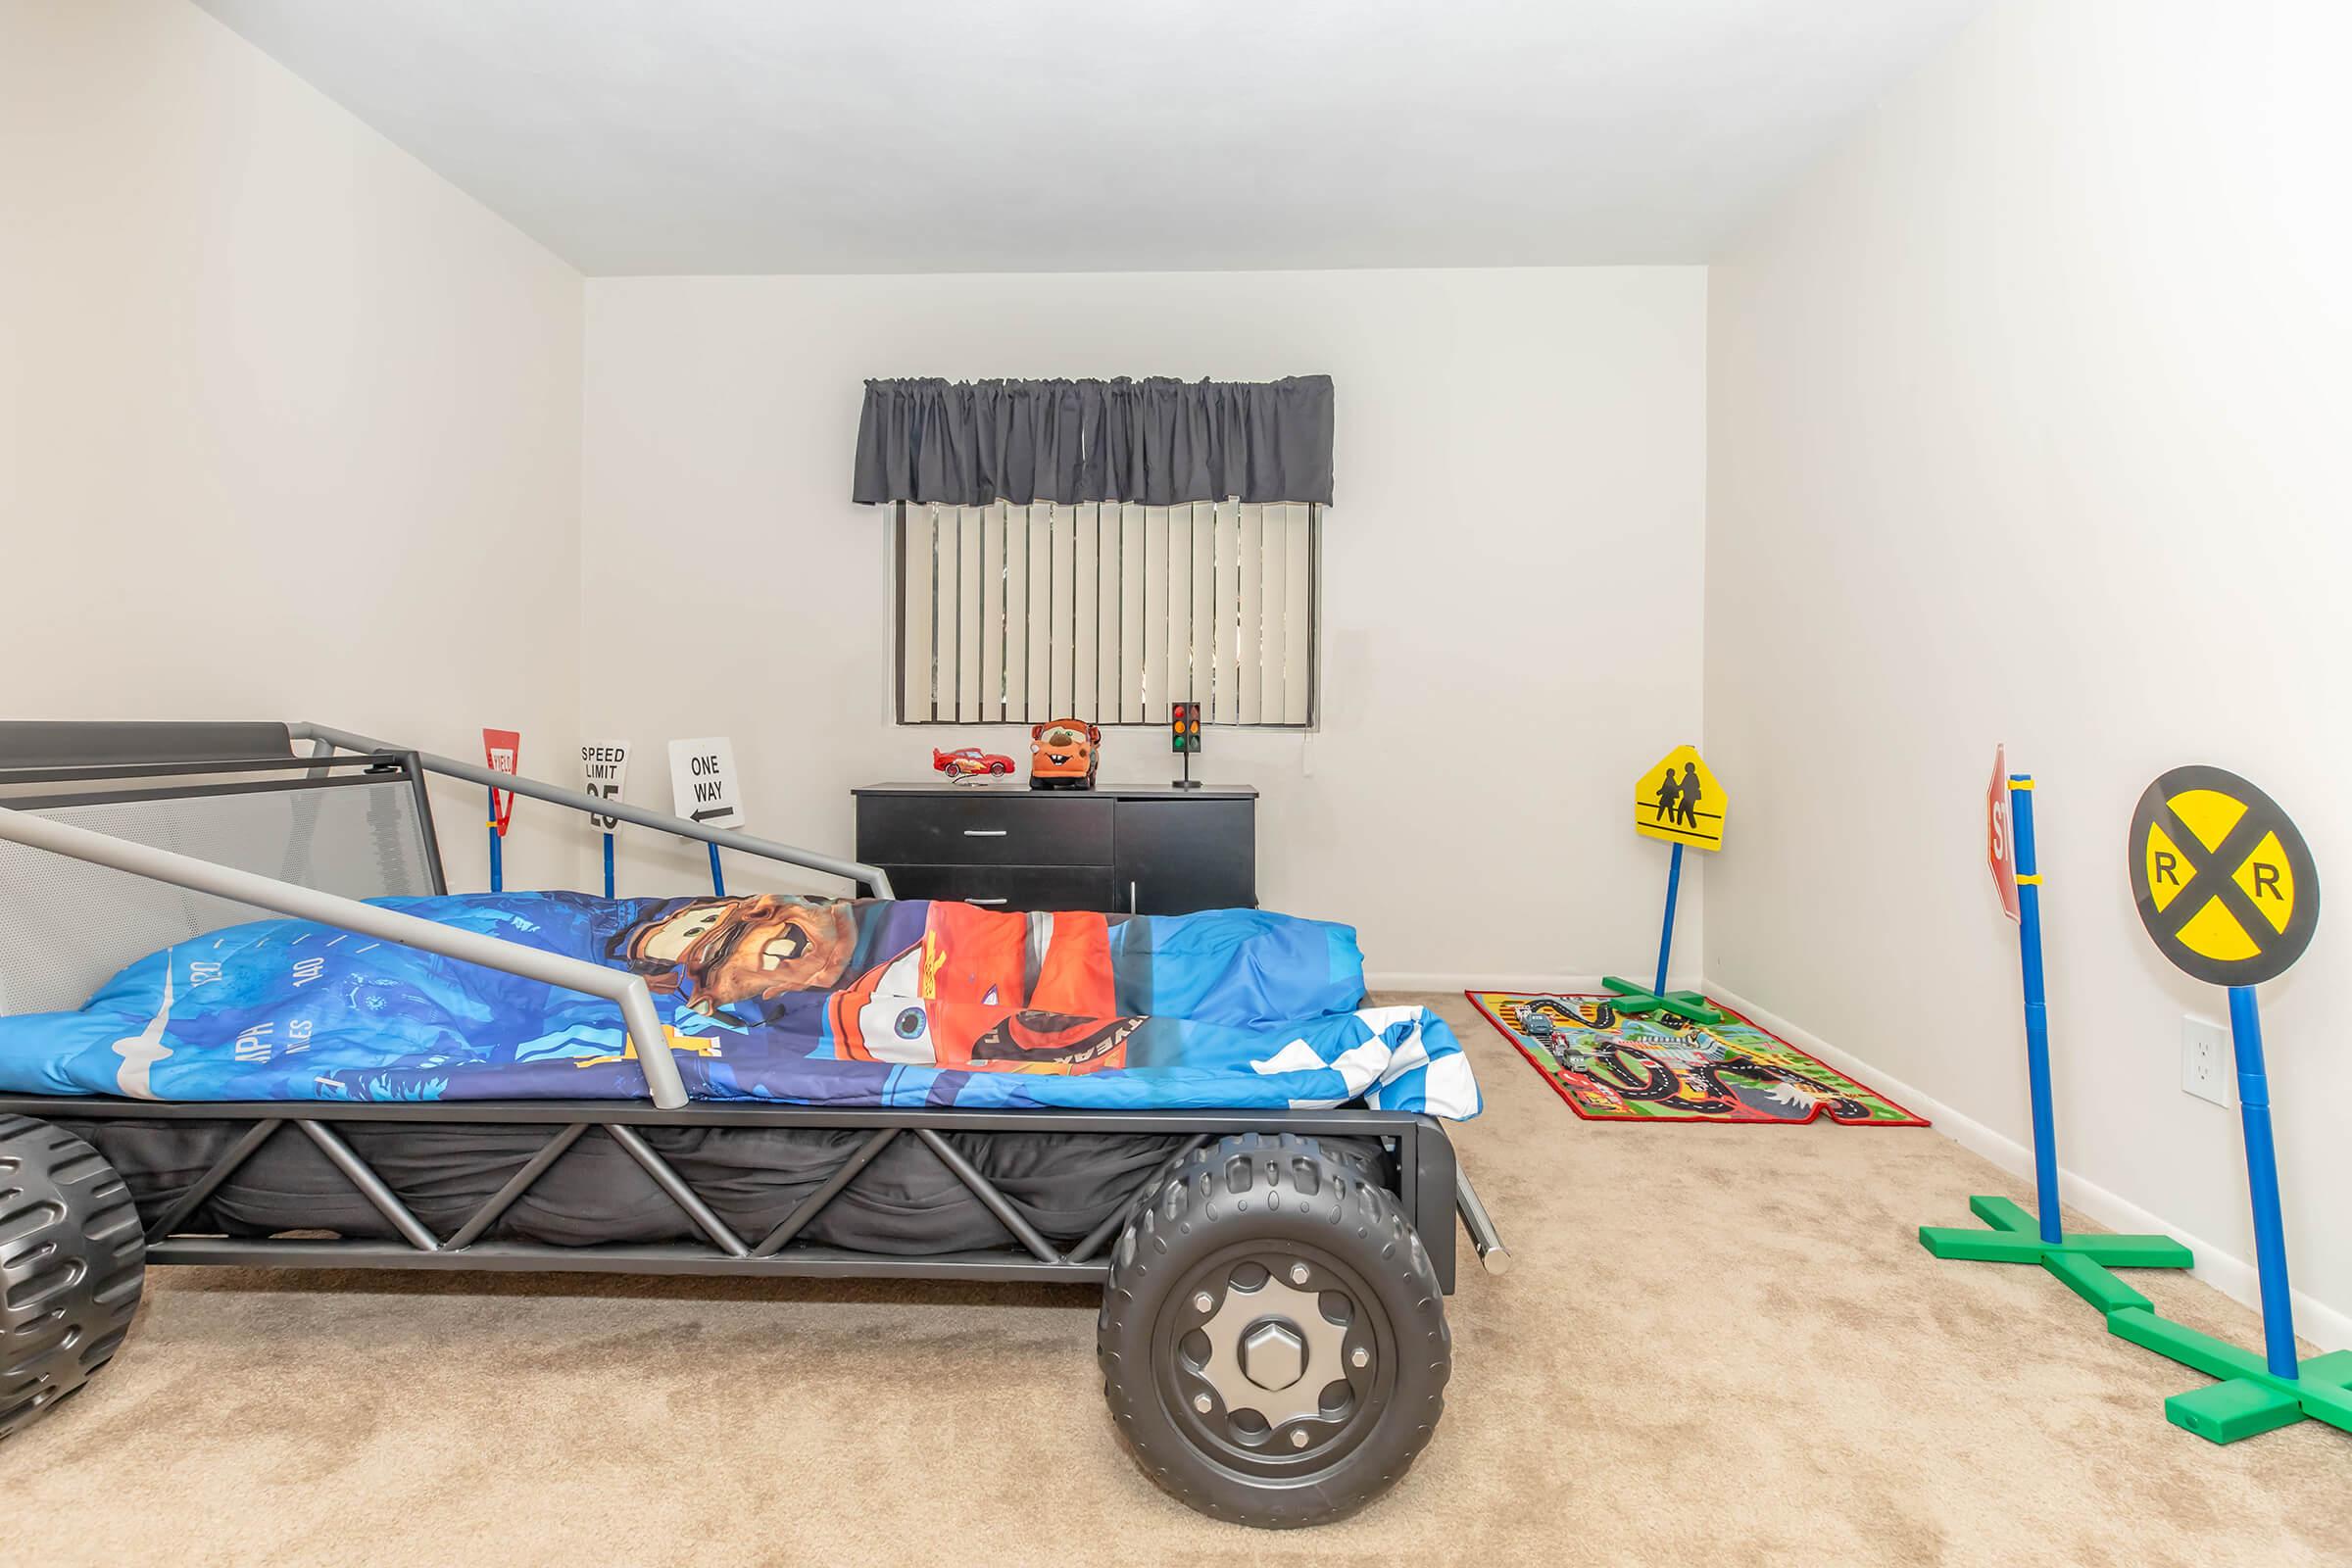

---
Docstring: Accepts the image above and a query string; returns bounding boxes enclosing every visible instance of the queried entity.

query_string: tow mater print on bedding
[608,894,858,1014]
[0,893,1481,1118]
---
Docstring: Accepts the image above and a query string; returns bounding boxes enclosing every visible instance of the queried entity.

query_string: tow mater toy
[1028,718,1101,790]
[931,746,1016,781]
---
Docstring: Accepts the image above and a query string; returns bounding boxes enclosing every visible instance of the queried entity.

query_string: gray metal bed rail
[0,805,691,1108]
[289,722,896,899]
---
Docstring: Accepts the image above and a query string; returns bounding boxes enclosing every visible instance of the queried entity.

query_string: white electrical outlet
[2182,1016,2232,1107]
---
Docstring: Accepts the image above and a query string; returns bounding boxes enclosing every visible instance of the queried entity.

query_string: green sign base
[1599,975,1725,1025]
[1918,1196,2193,1314]
[2107,1306,2352,1444]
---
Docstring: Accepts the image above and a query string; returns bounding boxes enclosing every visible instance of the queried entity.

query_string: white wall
[581,270,1707,985]
[0,0,585,890]
[16,0,2340,1342]
[1707,0,2352,1341]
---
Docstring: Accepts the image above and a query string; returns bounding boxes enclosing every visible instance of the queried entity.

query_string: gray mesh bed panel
[54,1118,1390,1256]
[0,781,437,1014]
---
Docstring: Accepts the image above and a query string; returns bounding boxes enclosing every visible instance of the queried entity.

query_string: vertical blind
[897,500,1317,726]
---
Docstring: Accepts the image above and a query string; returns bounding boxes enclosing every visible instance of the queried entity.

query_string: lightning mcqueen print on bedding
[0,894,1481,1119]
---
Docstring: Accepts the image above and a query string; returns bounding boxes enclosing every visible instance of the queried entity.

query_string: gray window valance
[853,375,1334,508]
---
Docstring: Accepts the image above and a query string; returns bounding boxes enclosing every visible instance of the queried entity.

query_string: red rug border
[1463,990,1930,1128]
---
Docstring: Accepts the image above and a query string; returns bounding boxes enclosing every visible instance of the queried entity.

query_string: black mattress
[58,1117,1388,1257]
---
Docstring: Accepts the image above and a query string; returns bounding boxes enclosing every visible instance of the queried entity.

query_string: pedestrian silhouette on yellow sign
[1634,746,1725,851]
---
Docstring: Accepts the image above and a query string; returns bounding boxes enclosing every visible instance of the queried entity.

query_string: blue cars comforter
[0,893,1480,1118]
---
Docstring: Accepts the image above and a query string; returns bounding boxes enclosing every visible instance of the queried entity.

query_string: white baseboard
[1706,982,2351,1355]
[1366,972,1701,996]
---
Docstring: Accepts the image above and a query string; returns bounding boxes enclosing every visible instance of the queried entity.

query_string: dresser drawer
[857,794,1114,867]
[874,863,1123,912]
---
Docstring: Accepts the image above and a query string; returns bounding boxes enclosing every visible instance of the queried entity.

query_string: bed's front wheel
[0,1116,145,1440]
[1098,1132,1448,1529]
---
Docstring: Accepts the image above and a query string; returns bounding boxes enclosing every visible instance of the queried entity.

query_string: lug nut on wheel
[1193,1292,1214,1312]
[1350,1346,1369,1368]
[1193,1393,1212,1413]
[1240,1320,1306,1392]
[1289,1262,1309,1285]
[1290,1429,1309,1448]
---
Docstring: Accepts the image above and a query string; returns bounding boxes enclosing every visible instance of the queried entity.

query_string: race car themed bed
[0,721,1497,1531]
[0,894,1475,1257]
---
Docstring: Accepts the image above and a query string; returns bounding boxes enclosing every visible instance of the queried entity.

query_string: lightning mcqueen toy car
[931,747,1016,779]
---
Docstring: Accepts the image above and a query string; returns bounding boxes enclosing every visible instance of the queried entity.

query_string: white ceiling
[192,0,1984,276]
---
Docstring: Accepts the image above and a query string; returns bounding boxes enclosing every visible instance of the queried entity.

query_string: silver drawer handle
[968,897,1008,905]
[961,829,1008,837]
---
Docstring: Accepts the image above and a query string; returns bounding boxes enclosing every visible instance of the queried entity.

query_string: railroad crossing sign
[2116,765,2345,1446]
[2128,765,2318,987]
[1634,746,1726,852]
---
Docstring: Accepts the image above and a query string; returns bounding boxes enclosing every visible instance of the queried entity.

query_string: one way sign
[667,737,744,830]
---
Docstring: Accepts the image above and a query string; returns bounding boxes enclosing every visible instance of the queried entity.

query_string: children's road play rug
[1466,992,1928,1127]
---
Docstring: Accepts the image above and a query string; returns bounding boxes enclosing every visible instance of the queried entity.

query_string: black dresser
[853,782,1257,914]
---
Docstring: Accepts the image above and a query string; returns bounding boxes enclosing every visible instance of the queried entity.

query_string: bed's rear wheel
[1098,1132,1448,1529]
[0,1116,145,1440]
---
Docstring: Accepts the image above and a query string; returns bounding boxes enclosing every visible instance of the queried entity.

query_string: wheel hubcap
[1156,1245,1394,1475]
[1198,1271,1351,1430]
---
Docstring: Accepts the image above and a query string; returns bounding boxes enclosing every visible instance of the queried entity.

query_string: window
[894,500,1319,726]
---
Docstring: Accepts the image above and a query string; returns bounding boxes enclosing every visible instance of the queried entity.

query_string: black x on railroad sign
[2128,764,2319,986]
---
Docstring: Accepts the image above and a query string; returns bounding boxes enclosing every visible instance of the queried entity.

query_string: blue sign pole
[2010,776,2063,1246]
[708,842,726,898]
[485,785,503,895]
[602,833,616,901]
[1920,760,2193,1311]
[2227,983,2299,1381]
[1652,842,1684,997]
[1602,838,1718,1025]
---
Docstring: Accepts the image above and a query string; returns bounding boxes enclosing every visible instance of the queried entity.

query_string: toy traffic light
[1170,702,1202,789]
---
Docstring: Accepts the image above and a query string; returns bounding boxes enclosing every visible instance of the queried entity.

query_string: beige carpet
[6,993,2346,1567]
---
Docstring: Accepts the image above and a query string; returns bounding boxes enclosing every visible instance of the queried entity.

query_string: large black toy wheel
[0,1116,145,1440]
[1098,1132,1449,1529]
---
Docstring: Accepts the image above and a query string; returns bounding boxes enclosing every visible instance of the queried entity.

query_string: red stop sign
[1987,744,2019,922]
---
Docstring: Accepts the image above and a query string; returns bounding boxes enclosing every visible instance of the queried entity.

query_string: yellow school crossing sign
[1635,746,1726,851]
[2129,765,2319,986]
